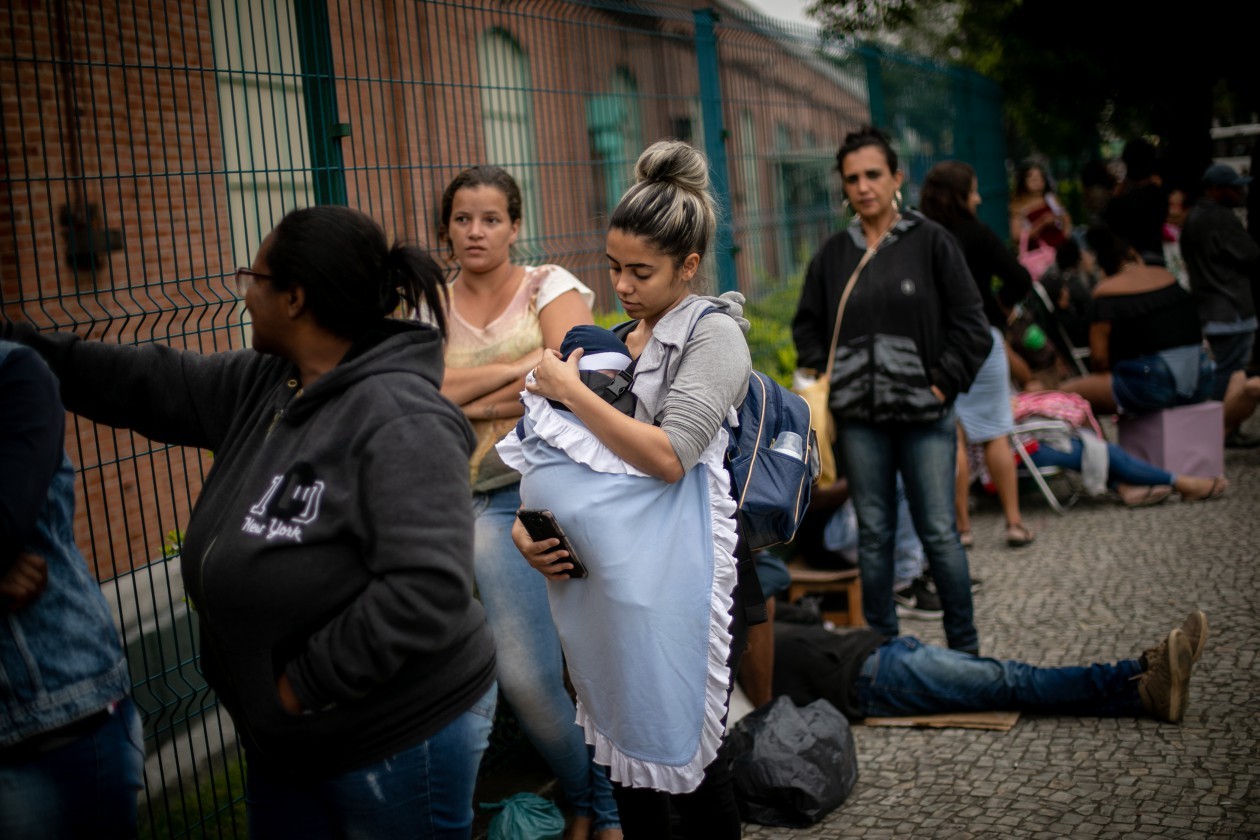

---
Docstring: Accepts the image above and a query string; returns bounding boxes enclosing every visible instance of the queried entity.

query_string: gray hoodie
[9,321,495,775]
[629,292,751,470]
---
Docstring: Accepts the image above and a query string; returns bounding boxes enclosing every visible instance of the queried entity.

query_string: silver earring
[841,197,851,216]
[894,188,903,210]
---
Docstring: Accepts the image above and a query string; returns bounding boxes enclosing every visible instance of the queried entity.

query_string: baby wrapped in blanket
[497,324,739,795]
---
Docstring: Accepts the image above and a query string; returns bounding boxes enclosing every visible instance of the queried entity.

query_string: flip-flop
[1005,523,1035,547]
[1185,476,1228,502]
[1121,484,1173,507]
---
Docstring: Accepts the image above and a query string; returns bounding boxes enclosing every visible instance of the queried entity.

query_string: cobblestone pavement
[746,416,1260,839]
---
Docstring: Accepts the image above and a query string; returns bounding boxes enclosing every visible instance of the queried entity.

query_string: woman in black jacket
[792,128,992,654]
[3,207,497,839]
[921,160,1035,549]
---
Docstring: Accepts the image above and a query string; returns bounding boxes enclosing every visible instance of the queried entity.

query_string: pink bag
[1011,391,1103,438]
[1018,227,1056,280]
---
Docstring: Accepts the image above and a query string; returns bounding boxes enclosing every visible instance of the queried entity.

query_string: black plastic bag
[721,695,858,827]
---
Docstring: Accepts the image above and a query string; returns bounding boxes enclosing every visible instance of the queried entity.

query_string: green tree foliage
[809,0,1257,186]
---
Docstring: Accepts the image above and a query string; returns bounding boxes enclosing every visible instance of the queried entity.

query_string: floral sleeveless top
[445,265,594,491]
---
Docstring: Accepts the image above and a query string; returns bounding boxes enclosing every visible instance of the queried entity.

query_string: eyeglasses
[234,267,272,297]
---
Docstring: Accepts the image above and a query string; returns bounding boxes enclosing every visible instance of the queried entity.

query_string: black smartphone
[516,509,589,579]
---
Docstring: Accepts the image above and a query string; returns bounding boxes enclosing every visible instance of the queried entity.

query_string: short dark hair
[266,206,448,339]
[920,160,977,230]
[835,126,899,175]
[1084,225,1134,277]
[439,166,523,247]
[1055,238,1081,271]
[1121,138,1157,183]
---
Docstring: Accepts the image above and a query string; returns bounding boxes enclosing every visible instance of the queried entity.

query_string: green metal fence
[0,2,1006,835]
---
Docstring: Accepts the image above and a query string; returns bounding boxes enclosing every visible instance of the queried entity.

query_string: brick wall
[1,0,234,578]
[2,0,866,581]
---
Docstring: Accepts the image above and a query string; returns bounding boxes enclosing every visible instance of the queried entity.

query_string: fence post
[861,45,887,129]
[295,0,348,206]
[693,8,737,294]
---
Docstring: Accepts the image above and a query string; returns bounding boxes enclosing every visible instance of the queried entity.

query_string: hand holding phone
[516,509,589,579]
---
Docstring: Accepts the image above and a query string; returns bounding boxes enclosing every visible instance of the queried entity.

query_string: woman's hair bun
[611,140,717,268]
[634,139,710,195]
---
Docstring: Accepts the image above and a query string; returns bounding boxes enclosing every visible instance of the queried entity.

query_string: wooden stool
[785,562,865,627]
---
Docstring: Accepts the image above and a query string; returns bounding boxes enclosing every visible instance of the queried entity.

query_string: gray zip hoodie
[6,320,495,775]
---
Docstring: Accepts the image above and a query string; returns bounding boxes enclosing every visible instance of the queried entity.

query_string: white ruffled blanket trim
[574,431,739,794]
[497,391,654,477]
[497,390,740,793]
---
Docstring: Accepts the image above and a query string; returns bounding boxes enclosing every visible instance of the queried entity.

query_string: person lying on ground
[772,610,1207,725]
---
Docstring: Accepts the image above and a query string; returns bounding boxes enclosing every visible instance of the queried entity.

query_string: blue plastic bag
[482,793,564,840]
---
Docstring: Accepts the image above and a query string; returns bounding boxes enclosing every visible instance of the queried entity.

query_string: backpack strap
[733,510,768,626]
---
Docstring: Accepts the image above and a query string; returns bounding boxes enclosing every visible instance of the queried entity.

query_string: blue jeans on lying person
[839,410,976,652]
[855,637,1144,718]
[246,683,496,840]
[1029,437,1175,487]
[471,483,619,831]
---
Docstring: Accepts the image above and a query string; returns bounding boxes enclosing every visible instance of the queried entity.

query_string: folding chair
[1028,281,1091,377]
[1010,419,1080,514]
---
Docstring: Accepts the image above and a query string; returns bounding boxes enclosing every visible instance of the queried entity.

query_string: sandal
[959,530,974,549]
[1005,523,1035,548]
[1184,476,1229,502]
[1120,484,1173,508]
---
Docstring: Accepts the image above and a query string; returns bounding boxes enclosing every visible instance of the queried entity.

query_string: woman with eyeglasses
[792,127,992,655]
[2,206,497,838]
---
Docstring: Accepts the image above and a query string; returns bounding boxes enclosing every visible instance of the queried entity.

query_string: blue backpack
[690,309,820,550]
[727,369,820,550]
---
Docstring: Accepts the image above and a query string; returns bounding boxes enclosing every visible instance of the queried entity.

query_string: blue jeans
[246,684,496,839]
[839,409,977,651]
[1206,331,1255,401]
[1029,438,1175,487]
[1111,347,1214,413]
[472,484,618,831]
[822,477,926,589]
[0,697,143,840]
[856,637,1145,718]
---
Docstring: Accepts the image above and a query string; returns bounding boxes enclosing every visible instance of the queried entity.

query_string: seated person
[785,476,853,573]
[1013,391,1227,505]
[1038,238,1098,351]
[820,477,940,620]
[1060,226,1213,416]
[773,610,1208,725]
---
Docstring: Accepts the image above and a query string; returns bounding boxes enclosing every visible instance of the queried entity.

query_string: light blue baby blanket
[498,392,738,794]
